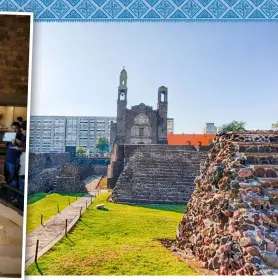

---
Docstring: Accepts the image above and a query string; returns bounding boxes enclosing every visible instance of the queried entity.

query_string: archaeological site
[176,131,278,275]
[26,68,278,276]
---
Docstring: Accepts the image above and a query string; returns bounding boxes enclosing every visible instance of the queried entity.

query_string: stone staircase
[112,145,207,204]
[52,177,58,192]
[239,138,278,209]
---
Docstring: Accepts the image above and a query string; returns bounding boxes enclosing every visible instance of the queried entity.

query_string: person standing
[8,121,27,207]
[4,122,22,187]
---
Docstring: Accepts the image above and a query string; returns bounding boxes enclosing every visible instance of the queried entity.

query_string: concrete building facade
[29,116,116,154]
[203,122,217,134]
[167,118,174,134]
[110,68,168,146]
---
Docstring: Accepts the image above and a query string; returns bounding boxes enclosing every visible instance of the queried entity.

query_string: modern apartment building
[167,118,174,134]
[203,122,217,134]
[29,116,116,154]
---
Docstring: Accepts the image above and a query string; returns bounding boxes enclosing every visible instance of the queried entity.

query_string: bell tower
[157,86,168,144]
[116,68,128,143]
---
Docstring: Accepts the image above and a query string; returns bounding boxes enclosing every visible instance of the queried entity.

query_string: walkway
[25,194,94,269]
[85,177,101,195]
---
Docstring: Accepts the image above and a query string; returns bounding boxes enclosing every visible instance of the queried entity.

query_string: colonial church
[110,68,168,146]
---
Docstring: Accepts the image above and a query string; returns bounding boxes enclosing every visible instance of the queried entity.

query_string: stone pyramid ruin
[112,145,207,204]
[176,131,278,275]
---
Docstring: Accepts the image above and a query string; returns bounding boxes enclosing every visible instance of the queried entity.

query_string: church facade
[110,69,168,146]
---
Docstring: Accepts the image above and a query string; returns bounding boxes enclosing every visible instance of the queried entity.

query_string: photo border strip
[22,10,34,280]
[0,11,33,279]
[0,0,278,23]
[0,10,34,279]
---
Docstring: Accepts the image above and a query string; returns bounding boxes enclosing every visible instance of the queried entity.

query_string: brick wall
[0,15,30,106]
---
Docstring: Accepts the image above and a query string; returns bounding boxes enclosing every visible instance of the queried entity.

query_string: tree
[272,121,278,130]
[209,139,214,147]
[76,146,87,156]
[219,121,246,133]
[96,136,109,154]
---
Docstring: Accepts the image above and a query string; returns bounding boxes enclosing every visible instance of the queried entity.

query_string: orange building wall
[167,134,216,146]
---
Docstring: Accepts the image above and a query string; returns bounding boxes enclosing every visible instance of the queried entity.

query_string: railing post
[40,214,43,226]
[80,206,82,218]
[65,219,68,237]
[68,198,70,206]
[57,204,60,213]
[35,239,39,263]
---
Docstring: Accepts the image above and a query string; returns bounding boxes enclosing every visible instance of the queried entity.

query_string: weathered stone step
[116,192,191,198]
[238,142,278,146]
[129,173,197,177]
[125,164,197,168]
[244,153,278,156]
[244,153,278,165]
[228,132,278,143]
[250,164,278,169]
[250,165,278,178]
[114,199,187,204]
[239,143,278,153]
[116,185,194,190]
[258,177,278,188]
[118,177,195,182]
[118,179,195,184]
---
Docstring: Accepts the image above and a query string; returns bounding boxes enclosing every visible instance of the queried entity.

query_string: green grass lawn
[27,193,84,233]
[26,193,196,276]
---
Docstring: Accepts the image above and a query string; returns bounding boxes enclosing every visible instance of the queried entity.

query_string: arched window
[120,92,125,101]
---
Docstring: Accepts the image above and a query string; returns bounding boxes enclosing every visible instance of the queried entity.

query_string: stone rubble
[176,131,278,276]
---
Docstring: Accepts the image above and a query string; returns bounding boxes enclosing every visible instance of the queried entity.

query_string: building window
[139,128,144,137]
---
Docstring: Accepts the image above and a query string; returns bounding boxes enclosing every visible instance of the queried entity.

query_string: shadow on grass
[27,193,47,204]
[132,204,186,214]
[79,219,93,228]
[35,263,43,275]
[96,207,109,211]
[65,236,76,245]
[27,192,85,205]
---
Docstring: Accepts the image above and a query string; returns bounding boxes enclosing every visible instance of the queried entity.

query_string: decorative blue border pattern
[1,0,278,21]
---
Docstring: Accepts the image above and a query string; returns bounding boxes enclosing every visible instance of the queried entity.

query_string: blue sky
[31,22,278,133]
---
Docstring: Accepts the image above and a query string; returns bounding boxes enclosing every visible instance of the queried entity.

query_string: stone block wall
[54,177,86,193]
[28,168,59,195]
[93,164,107,176]
[0,15,30,105]
[111,145,207,204]
[28,153,107,194]
[28,153,72,175]
[28,153,73,194]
